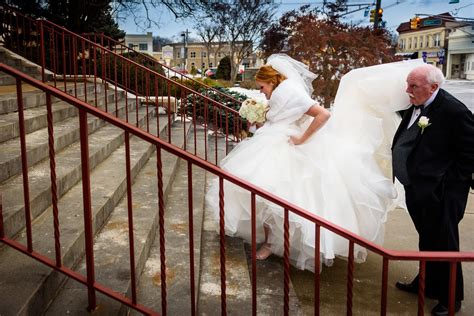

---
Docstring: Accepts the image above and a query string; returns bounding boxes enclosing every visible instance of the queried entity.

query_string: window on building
[408,38,412,49]
[209,62,213,68]
[139,43,148,51]
[419,36,423,48]
[434,34,440,47]
[191,62,195,67]
[128,43,134,49]
[202,62,206,68]
[177,52,181,59]
[426,36,430,47]
[201,52,207,58]
[190,52,196,58]
[398,40,403,49]
[414,37,417,49]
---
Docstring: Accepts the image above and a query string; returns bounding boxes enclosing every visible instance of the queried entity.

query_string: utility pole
[180,29,189,72]
[374,0,382,30]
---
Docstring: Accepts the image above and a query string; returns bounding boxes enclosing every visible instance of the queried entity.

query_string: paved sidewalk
[381,189,473,315]
[291,190,473,315]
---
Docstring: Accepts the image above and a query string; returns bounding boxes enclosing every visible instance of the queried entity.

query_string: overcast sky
[118,0,473,41]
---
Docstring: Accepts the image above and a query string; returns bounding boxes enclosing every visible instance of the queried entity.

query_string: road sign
[423,19,441,26]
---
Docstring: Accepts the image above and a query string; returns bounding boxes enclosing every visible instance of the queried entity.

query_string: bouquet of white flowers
[239,98,268,124]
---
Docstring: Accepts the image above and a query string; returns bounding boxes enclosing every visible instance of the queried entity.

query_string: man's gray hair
[416,64,445,85]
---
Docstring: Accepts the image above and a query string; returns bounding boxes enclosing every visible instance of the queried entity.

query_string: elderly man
[392,64,474,315]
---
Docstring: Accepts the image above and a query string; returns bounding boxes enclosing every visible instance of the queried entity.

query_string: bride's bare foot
[256,243,272,260]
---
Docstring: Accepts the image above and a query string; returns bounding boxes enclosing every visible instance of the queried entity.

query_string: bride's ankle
[256,243,272,260]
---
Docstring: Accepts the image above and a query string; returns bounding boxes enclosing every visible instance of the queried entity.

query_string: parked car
[205,68,218,79]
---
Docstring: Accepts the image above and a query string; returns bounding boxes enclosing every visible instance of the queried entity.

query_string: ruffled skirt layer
[206,117,397,272]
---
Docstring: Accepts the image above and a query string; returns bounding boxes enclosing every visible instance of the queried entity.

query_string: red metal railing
[0,4,244,164]
[2,63,473,316]
[81,32,243,106]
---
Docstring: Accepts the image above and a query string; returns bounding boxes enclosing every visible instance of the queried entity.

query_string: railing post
[61,30,67,91]
[46,93,62,267]
[219,177,227,315]
[380,257,389,315]
[39,20,46,82]
[314,224,321,316]
[283,208,290,316]
[156,146,167,315]
[251,193,257,316]
[79,109,97,311]
[125,132,137,304]
[16,78,33,252]
[448,262,457,316]
[417,260,426,316]
[346,241,354,316]
[187,161,196,316]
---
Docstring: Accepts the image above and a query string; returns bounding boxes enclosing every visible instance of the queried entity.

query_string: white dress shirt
[407,89,439,129]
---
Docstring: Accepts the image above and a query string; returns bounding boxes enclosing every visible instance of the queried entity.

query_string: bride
[206,54,424,271]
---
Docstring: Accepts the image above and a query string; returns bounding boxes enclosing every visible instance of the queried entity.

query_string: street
[442,80,474,113]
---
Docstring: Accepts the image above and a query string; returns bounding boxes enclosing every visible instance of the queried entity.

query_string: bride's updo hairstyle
[255,65,287,89]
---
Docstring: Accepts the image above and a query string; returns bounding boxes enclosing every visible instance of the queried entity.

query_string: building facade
[123,32,153,56]
[446,25,474,80]
[121,33,262,77]
[396,13,461,75]
[161,41,255,74]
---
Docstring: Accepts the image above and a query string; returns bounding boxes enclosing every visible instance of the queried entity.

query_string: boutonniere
[417,116,431,134]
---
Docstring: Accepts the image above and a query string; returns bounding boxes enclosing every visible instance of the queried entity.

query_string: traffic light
[410,17,421,29]
[369,9,375,22]
[378,8,383,20]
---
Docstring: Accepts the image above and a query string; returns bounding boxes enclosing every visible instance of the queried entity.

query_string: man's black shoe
[395,281,437,299]
[431,301,461,315]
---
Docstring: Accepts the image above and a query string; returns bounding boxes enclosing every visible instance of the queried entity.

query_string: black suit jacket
[392,89,474,206]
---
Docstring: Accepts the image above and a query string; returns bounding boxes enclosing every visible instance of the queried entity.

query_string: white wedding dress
[206,58,425,272]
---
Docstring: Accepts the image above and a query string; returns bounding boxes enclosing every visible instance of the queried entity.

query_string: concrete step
[199,132,302,315]
[0,74,16,86]
[0,93,130,183]
[0,114,170,315]
[0,84,125,144]
[196,132,252,315]
[0,105,154,240]
[0,81,103,115]
[131,125,207,315]
[45,121,190,315]
[0,46,50,80]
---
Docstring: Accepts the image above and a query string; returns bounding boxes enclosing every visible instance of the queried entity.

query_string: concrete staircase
[0,47,306,315]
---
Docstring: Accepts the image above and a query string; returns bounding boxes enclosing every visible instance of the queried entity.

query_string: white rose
[417,116,431,134]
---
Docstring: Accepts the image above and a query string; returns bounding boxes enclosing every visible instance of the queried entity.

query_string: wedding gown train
[206,59,424,272]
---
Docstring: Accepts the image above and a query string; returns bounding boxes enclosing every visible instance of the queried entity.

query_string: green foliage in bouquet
[183,86,248,136]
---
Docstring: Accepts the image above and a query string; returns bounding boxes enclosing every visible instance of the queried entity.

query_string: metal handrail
[2,62,473,315]
[1,4,241,114]
[81,32,243,105]
[0,4,244,150]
